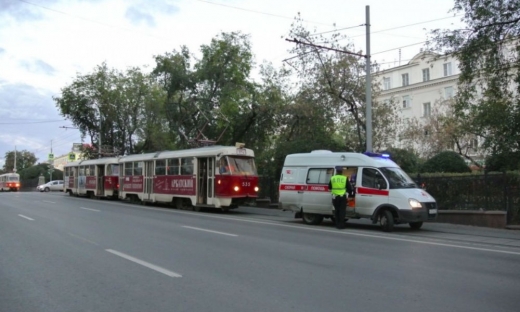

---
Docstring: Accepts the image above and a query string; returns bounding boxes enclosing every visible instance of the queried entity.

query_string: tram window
[155,160,166,175]
[134,161,143,176]
[90,165,95,176]
[167,158,180,175]
[79,167,85,176]
[181,158,193,175]
[124,163,133,176]
[108,164,119,176]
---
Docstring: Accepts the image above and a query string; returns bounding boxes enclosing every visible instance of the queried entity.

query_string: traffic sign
[48,153,54,160]
[68,153,76,161]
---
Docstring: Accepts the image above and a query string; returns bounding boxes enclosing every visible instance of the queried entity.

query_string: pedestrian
[328,166,354,229]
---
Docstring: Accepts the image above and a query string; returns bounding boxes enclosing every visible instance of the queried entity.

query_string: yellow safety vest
[330,174,347,196]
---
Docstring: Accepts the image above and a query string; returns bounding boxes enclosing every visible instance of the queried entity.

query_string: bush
[421,151,471,173]
[485,151,520,172]
[380,147,420,173]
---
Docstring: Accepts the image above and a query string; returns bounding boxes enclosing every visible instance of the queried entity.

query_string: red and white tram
[118,145,259,210]
[63,157,120,199]
[0,172,21,191]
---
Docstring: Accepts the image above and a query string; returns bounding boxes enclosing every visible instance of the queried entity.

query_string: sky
[0,0,464,169]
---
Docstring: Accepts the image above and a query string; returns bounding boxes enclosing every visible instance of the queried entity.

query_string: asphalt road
[1,191,520,312]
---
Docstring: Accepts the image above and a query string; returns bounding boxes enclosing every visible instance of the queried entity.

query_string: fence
[416,172,520,225]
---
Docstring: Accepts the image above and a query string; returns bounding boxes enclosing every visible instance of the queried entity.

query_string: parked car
[37,180,64,192]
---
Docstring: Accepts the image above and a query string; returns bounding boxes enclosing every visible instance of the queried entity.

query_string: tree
[2,150,37,172]
[421,151,471,173]
[381,147,421,173]
[284,14,399,152]
[429,0,520,156]
[153,32,281,150]
[54,63,164,158]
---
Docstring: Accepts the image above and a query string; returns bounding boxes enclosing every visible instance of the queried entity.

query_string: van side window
[307,168,333,184]
[361,168,388,189]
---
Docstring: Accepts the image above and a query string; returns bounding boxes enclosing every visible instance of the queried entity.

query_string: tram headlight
[254,186,259,192]
[234,186,240,192]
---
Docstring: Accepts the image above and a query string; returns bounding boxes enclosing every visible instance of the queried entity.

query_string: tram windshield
[219,156,257,175]
[8,176,19,181]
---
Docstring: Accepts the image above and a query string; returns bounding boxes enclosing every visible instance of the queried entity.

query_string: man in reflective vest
[328,167,354,229]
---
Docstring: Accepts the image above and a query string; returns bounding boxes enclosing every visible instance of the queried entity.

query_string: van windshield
[380,167,417,189]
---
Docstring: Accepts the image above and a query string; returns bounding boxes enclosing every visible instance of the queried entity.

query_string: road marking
[67,232,99,246]
[106,249,182,278]
[80,207,100,212]
[64,198,520,256]
[18,214,34,221]
[42,200,56,204]
[182,226,238,237]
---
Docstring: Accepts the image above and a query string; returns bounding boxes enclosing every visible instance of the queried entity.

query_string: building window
[445,86,454,99]
[402,95,411,108]
[469,138,478,149]
[443,62,452,76]
[402,73,409,86]
[423,102,431,117]
[422,68,430,82]
[383,77,391,90]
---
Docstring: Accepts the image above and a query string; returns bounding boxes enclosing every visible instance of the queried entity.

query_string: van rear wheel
[409,221,423,230]
[379,210,394,232]
[302,213,323,225]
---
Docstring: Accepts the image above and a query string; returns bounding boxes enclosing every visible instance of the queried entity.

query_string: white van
[278,150,437,231]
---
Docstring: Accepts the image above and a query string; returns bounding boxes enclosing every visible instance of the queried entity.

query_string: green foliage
[381,148,420,173]
[2,150,37,172]
[54,63,168,156]
[421,151,471,173]
[485,151,520,172]
[18,163,63,181]
[429,0,520,155]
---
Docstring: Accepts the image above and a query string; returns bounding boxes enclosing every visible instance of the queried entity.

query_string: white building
[374,51,481,160]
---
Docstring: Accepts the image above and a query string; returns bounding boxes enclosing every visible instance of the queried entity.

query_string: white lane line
[80,207,100,212]
[18,214,34,221]
[42,200,56,204]
[182,226,238,237]
[65,199,520,256]
[67,232,99,246]
[106,249,182,278]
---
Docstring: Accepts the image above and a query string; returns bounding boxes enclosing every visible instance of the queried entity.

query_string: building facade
[374,51,481,161]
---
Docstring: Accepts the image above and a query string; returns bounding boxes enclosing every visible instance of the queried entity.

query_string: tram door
[197,158,213,205]
[96,164,105,196]
[144,161,154,201]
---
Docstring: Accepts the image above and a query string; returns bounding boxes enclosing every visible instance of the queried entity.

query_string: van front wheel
[302,213,323,225]
[379,210,394,232]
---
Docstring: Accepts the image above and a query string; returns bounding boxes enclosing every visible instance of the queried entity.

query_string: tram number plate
[429,209,437,214]
[236,148,246,155]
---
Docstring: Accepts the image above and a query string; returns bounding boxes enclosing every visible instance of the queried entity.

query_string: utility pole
[365,5,372,152]
[50,140,53,181]
[99,107,102,159]
[14,145,17,173]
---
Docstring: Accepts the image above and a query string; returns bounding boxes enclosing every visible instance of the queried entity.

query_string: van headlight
[409,199,423,209]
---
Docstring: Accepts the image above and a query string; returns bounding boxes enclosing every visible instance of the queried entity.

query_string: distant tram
[62,144,259,211]
[0,172,21,192]
[63,157,120,199]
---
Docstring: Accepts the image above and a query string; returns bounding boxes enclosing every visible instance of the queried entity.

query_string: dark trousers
[333,194,347,229]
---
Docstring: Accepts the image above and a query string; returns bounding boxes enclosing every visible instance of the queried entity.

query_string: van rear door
[302,167,334,214]
[279,167,305,212]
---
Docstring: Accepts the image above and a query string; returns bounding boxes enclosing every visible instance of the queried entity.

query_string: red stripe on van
[279,184,330,192]
[357,187,389,196]
[279,184,307,191]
